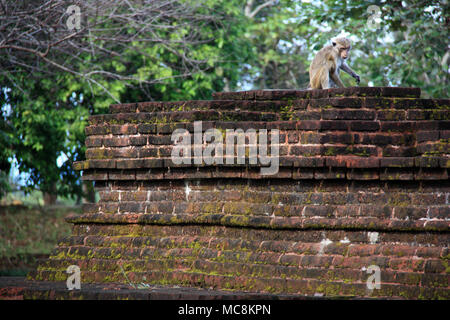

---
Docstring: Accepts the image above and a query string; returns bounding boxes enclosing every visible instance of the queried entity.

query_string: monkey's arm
[330,72,345,88]
[341,62,360,84]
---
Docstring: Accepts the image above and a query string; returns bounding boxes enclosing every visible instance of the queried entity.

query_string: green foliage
[296,0,449,97]
[1,93,13,199]
[4,73,87,198]
[1,0,448,200]
[243,0,449,97]
[243,0,312,89]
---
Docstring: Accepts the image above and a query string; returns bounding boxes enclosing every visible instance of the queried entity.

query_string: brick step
[79,167,450,181]
[56,234,449,256]
[75,160,450,176]
[45,244,448,275]
[212,88,423,100]
[84,201,449,220]
[82,148,449,162]
[84,120,450,137]
[36,256,449,289]
[17,278,320,300]
[108,96,450,116]
[29,269,449,299]
[65,212,450,232]
[85,131,430,148]
[96,190,448,206]
[90,109,450,126]
[69,224,450,247]
[90,180,450,202]
[110,97,450,115]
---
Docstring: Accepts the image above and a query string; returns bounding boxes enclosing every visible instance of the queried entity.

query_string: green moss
[325,147,335,156]
[388,193,410,207]
[279,104,295,121]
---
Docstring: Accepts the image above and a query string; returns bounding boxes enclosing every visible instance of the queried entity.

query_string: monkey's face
[332,38,352,60]
[339,47,350,59]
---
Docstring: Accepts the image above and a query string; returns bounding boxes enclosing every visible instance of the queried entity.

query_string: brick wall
[30,87,450,299]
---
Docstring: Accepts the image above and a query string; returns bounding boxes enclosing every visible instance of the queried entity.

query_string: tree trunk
[83,181,96,203]
[43,182,58,205]
[43,192,57,205]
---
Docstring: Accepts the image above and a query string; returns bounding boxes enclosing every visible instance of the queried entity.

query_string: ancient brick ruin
[29,87,449,299]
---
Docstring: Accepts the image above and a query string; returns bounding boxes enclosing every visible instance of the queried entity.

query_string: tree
[240,0,449,97]
[1,0,448,203]
[242,0,311,89]
[0,90,12,199]
[0,0,253,202]
[273,0,449,97]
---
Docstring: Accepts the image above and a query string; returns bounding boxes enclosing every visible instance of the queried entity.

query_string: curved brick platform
[28,87,449,299]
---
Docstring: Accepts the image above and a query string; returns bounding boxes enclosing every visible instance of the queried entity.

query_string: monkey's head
[332,37,352,60]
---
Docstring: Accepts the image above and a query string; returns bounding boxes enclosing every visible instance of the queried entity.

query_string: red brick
[109,170,136,180]
[424,260,446,273]
[290,145,323,156]
[85,125,110,135]
[345,157,380,168]
[320,132,353,144]
[88,159,116,169]
[130,136,147,146]
[416,131,440,142]
[85,136,103,147]
[137,147,158,158]
[376,110,406,120]
[103,137,130,147]
[380,121,414,132]
[314,168,346,179]
[113,147,138,158]
[415,247,442,258]
[350,121,380,131]
[292,168,314,179]
[137,124,156,134]
[296,120,321,130]
[347,169,379,180]
[380,157,414,168]
[319,121,349,131]
[81,171,108,181]
[415,168,448,180]
[111,124,137,135]
[322,109,375,120]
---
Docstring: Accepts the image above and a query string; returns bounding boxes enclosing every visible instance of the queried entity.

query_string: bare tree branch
[245,0,276,18]
[0,0,229,100]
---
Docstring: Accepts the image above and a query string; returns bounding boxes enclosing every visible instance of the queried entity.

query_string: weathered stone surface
[28,88,450,300]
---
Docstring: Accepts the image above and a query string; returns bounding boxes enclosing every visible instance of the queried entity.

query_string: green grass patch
[0,204,81,274]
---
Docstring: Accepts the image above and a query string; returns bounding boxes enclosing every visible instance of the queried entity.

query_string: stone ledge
[84,120,450,136]
[109,97,450,114]
[88,110,450,126]
[74,157,450,171]
[64,213,450,232]
[212,87,422,100]
[1,277,336,300]
[77,167,449,182]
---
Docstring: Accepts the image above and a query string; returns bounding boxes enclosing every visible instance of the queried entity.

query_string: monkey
[309,37,360,90]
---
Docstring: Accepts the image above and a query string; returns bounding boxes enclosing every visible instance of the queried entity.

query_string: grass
[0,204,82,276]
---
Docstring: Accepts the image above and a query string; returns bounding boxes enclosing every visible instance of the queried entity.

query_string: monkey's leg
[329,79,337,88]
[330,72,345,88]
[320,71,330,89]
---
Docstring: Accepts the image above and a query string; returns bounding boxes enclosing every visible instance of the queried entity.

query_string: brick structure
[29,87,449,299]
